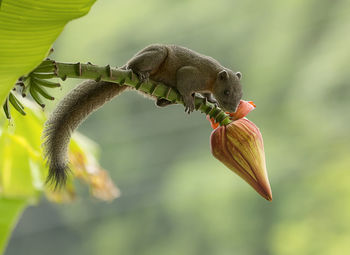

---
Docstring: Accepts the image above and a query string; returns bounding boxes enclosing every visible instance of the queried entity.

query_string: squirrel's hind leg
[126,45,168,82]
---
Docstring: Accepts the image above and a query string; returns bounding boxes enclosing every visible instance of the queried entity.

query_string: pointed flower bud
[208,100,272,201]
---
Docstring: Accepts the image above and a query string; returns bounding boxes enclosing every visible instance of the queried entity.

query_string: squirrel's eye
[224,90,230,96]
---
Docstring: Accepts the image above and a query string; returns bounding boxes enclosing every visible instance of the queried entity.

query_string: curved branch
[32,60,231,126]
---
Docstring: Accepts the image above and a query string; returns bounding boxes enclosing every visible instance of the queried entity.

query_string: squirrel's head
[213,69,243,112]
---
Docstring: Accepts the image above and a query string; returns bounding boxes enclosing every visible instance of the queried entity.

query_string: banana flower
[208,100,272,201]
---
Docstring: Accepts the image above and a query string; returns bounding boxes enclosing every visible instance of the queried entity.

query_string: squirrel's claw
[183,96,195,114]
[207,96,218,105]
[136,71,150,83]
[124,66,150,84]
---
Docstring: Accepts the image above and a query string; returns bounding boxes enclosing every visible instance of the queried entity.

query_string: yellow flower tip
[255,177,273,201]
[210,118,272,201]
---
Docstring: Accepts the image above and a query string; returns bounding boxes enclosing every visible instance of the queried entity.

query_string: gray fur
[43,44,242,187]
[126,44,243,112]
[42,81,127,187]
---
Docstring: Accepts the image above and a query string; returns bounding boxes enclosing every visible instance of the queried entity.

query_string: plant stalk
[34,60,231,126]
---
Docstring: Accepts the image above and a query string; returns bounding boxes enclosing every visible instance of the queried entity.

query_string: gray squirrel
[43,44,243,187]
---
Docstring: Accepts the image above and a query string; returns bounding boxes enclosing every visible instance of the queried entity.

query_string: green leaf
[0,1,107,252]
[0,98,115,253]
[0,198,27,255]
[0,99,47,198]
[0,0,97,105]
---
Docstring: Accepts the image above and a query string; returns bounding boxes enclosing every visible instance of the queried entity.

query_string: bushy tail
[42,80,128,187]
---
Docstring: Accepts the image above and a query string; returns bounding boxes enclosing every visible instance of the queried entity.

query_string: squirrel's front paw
[206,95,218,105]
[183,95,195,114]
[201,93,217,106]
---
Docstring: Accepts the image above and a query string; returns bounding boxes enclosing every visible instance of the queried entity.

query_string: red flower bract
[209,100,272,201]
[210,119,272,201]
[229,100,256,120]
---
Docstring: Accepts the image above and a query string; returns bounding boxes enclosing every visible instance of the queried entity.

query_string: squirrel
[43,44,243,187]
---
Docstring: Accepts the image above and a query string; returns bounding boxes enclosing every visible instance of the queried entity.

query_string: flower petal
[228,100,256,120]
[210,118,272,201]
[207,100,256,130]
[206,115,220,129]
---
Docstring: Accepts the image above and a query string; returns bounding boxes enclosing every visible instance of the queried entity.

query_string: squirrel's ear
[236,72,242,80]
[218,70,229,80]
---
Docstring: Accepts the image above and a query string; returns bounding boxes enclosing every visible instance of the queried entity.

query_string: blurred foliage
[0,0,96,105]
[0,98,117,253]
[0,199,26,255]
[0,99,46,254]
[3,0,350,255]
[0,0,108,253]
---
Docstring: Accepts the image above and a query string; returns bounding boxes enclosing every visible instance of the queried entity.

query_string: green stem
[35,60,231,126]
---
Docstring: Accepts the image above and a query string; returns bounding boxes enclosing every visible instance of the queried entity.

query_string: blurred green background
[5,0,350,254]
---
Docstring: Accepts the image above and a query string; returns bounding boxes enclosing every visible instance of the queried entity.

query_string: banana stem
[36,60,231,126]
